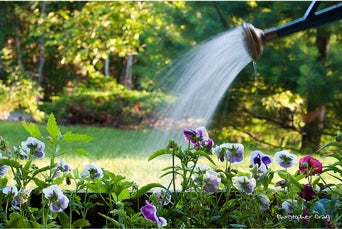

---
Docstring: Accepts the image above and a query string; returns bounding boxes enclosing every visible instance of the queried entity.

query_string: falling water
[143,26,252,152]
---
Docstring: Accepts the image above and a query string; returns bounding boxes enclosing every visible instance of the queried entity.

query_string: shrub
[41,76,166,127]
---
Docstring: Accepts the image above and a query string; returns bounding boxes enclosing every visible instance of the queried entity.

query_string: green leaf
[0,159,21,169]
[47,113,60,139]
[6,213,31,228]
[63,131,93,142]
[98,213,122,228]
[72,219,91,228]
[57,211,70,228]
[21,121,42,138]
[193,150,216,165]
[148,149,171,161]
[278,170,303,190]
[32,177,48,188]
[0,177,8,188]
[132,183,165,199]
[317,142,342,152]
[73,148,89,157]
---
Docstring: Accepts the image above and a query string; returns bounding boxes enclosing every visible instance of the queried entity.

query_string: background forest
[0,1,341,153]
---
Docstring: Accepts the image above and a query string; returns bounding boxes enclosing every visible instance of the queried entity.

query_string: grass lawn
[0,120,340,188]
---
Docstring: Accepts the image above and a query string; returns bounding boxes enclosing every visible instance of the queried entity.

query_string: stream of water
[143,26,252,152]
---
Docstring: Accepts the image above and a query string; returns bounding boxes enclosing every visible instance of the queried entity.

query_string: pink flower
[299,155,322,175]
[183,127,214,150]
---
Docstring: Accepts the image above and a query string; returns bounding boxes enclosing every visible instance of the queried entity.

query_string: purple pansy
[20,137,45,159]
[275,150,298,169]
[140,200,167,228]
[81,163,104,180]
[0,153,9,177]
[258,194,270,211]
[42,184,69,212]
[183,126,214,150]
[53,158,71,178]
[235,176,256,194]
[250,150,272,174]
[281,199,298,214]
[212,143,244,163]
[299,184,316,201]
[202,170,221,194]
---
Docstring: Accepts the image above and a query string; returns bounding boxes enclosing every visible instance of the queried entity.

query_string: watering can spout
[243,1,342,61]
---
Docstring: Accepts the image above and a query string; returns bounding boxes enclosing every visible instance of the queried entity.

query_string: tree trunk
[15,21,22,66]
[301,28,330,152]
[38,1,47,87]
[104,55,110,77]
[120,54,133,89]
[0,4,6,77]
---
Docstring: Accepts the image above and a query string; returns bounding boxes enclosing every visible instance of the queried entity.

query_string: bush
[41,75,166,127]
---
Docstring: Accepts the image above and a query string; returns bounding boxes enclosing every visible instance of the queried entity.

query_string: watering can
[243,1,342,61]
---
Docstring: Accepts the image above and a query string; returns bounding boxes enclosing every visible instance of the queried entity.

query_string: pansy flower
[2,185,19,196]
[20,137,45,159]
[281,199,298,214]
[43,184,69,212]
[183,126,214,150]
[275,150,298,168]
[140,200,167,228]
[258,194,270,211]
[202,170,221,194]
[299,155,322,176]
[299,184,315,201]
[53,158,71,178]
[250,150,272,174]
[0,153,9,177]
[212,143,244,163]
[81,163,104,180]
[235,176,256,194]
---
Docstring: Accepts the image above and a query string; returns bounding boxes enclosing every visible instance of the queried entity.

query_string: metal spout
[243,1,342,61]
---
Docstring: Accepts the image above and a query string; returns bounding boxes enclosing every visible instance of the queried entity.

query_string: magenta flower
[183,126,214,150]
[250,150,272,174]
[299,184,315,201]
[140,200,167,228]
[299,155,322,176]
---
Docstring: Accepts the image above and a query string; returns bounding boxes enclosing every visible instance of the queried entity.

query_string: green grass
[0,120,341,188]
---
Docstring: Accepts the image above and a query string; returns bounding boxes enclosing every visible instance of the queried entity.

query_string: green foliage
[41,75,167,127]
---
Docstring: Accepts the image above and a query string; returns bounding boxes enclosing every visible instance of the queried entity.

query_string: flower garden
[0,114,341,228]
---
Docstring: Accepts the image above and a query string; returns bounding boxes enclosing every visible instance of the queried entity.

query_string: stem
[172,146,176,193]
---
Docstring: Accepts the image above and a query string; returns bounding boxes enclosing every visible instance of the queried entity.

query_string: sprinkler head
[242,22,278,62]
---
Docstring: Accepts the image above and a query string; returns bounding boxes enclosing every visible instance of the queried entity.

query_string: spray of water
[143,26,252,152]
